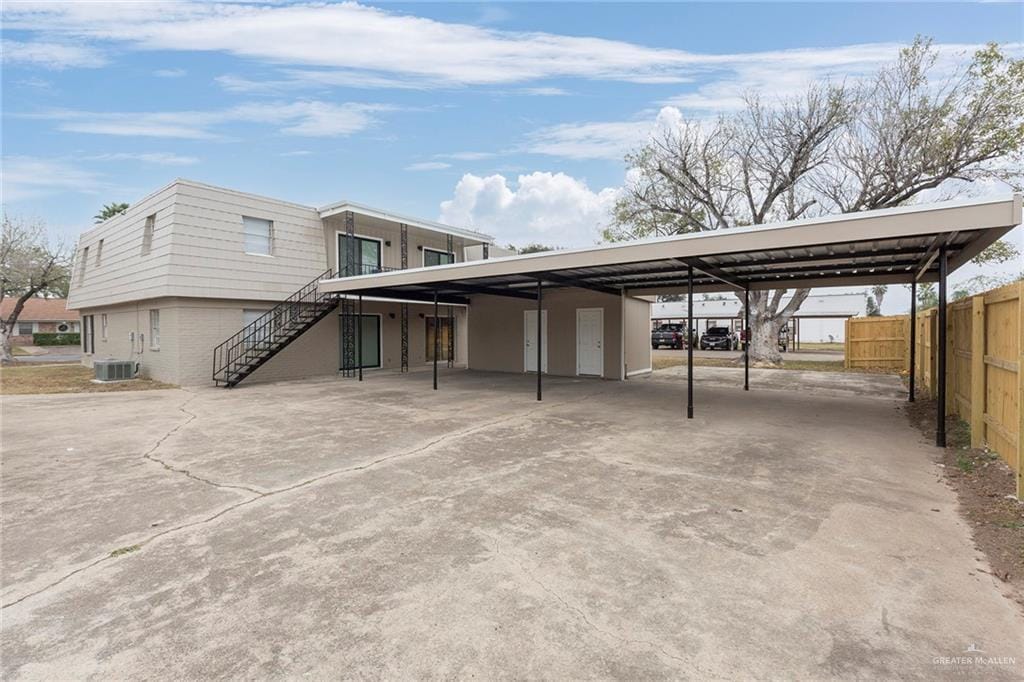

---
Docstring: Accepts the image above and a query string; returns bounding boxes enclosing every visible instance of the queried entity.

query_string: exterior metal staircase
[212,269,337,387]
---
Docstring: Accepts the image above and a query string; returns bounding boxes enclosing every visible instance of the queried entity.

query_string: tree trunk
[749,316,782,365]
[739,287,811,365]
[0,326,14,364]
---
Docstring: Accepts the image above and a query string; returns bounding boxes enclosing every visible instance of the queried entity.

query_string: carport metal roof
[319,195,1021,303]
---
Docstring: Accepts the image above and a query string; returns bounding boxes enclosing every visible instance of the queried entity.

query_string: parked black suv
[651,323,688,350]
[699,326,738,351]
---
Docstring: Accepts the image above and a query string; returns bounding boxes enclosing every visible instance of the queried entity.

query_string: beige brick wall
[79,296,469,386]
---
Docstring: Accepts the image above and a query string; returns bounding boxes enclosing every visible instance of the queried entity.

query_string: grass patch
[652,356,877,374]
[10,346,30,357]
[794,342,845,352]
[0,364,174,395]
[109,544,141,557]
[956,454,975,474]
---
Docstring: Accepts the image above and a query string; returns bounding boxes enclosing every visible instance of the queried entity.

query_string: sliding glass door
[339,314,381,370]
[338,234,382,276]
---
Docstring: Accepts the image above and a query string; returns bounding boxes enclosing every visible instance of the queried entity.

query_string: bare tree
[612,38,1024,364]
[1,214,72,363]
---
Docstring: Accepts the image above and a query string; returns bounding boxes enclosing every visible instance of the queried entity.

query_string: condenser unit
[94,360,135,382]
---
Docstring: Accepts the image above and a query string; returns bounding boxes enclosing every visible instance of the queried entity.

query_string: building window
[423,247,454,267]
[78,246,89,282]
[95,239,104,266]
[100,314,108,341]
[17,321,34,336]
[142,214,155,255]
[82,315,94,353]
[149,310,160,350]
[337,234,382,276]
[243,216,273,255]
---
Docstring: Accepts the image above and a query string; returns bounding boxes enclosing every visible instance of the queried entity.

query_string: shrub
[32,332,81,346]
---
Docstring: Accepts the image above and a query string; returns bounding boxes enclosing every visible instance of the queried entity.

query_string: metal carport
[320,194,1022,448]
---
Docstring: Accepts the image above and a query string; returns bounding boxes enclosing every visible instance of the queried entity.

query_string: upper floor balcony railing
[338,263,403,278]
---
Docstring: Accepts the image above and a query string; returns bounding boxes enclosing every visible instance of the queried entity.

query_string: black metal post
[687,266,693,419]
[357,294,363,382]
[936,246,947,447]
[743,285,750,391]
[909,280,917,402]
[433,290,439,391]
[537,279,543,401]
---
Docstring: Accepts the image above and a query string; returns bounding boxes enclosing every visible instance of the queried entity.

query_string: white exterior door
[576,308,604,377]
[523,310,548,373]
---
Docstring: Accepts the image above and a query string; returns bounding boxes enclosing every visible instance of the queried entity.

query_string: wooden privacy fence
[845,282,1023,496]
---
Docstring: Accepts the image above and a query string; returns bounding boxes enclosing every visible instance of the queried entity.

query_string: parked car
[699,326,738,351]
[651,323,688,350]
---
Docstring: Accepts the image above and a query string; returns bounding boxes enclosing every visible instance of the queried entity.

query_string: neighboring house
[67,179,514,385]
[651,292,868,343]
[0,298,80,345]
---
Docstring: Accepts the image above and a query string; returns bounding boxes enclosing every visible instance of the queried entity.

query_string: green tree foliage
[93,202,130,224]
[611,38,1024,363]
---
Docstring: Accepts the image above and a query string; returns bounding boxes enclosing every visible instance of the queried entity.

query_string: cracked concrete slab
[2,369,1021,678]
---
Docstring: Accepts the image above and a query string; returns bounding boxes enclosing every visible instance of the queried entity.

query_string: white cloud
[153,67,186,78]
[523,107,683,160]
[439,172,621,247]
[1,2,699,86]
[26,101,394,139]
[85,152,199,165]
[436,151,496,161]
[405,161,451,172]
[279,150,313,157]
[1,156,104,201]
[1,39,106,69]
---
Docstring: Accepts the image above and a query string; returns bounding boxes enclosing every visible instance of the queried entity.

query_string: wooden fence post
[844,318,850,369]
[970,295,985,448]
[1017,282,1023,499]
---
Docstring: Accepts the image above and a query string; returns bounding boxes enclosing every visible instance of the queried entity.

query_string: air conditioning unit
[94,360,135,382]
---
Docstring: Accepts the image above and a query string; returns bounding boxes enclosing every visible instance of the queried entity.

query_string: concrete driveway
[2,369,1021,678]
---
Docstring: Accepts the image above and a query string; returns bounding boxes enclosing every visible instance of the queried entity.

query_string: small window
[78,246,89,282]
[142,214,155,255]
[17,321,34,336]
[82,315,94,354]
[243,216,273,256]
[101,314,108,341]
[95,239,104,266]
[149,310,160,350]
[423,248,454,267]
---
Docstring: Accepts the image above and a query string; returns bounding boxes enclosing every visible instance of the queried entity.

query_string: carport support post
[743,285,750,391]
[936,245,948,448]
[433,290,439,391]
[536,279,543,401]
[357,294,363,382]
[909,280,916,402]
[687,266,693,419]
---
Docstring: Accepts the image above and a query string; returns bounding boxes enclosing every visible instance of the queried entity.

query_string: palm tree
[870,284,888,311]
[94,202,130,223]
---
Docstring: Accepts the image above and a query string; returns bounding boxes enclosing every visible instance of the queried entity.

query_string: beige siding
[623,295,653,377]
[68,184,178,310]
[467,289,624,379]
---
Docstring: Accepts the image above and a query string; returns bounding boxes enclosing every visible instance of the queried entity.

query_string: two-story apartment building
[70,178,655,388]
[68,179,503,385]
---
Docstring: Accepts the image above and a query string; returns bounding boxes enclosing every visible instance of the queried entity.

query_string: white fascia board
[318,200,493,243]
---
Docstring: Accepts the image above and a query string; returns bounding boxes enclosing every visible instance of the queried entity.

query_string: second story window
[338,234,381,276]
[142,214,155,255]
[423,247,454,267]
[78,246,89,283]
[243,216,273,256]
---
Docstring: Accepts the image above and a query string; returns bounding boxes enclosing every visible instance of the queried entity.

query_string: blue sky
[2,0,1022,307]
